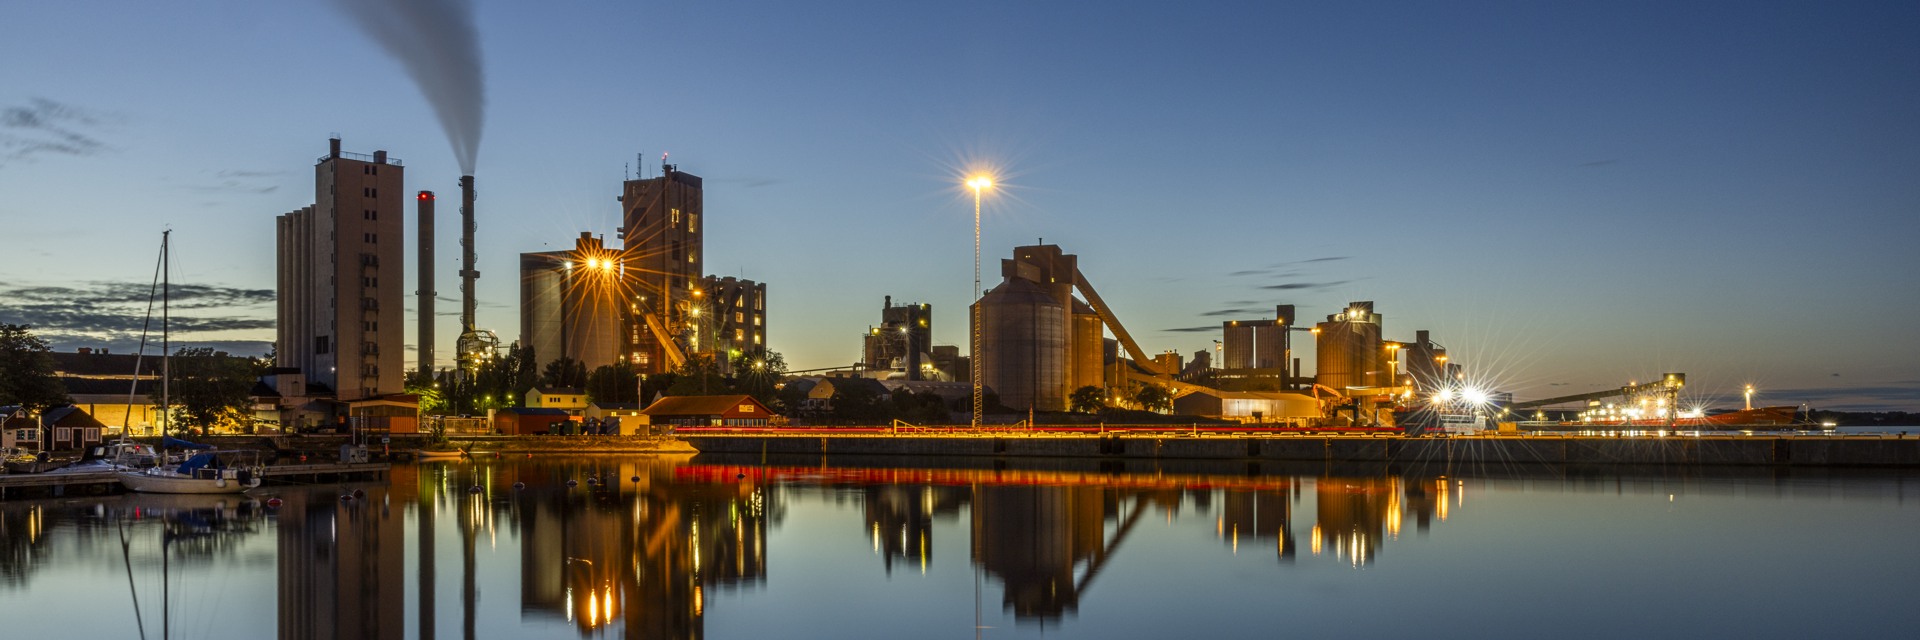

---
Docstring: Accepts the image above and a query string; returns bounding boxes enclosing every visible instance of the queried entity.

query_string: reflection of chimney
[417,191,436,373]
[459,176,477,333]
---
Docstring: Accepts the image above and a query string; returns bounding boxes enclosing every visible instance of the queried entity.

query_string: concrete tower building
[276,138,405,401]
[619,164,703,374]
[700,276,767,375]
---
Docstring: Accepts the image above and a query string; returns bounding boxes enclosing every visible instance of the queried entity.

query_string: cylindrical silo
[1069,300,1104,396]
[976,278,1067,412]
[1315,313,1383,392]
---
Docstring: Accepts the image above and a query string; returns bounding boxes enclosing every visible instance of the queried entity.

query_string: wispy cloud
[0,281,274,350]
[1260,280,1349,291]
[1767,384,1920,410]
[1161,326,1218,333]
[0,97,114,166]
[1200,308,1260,317]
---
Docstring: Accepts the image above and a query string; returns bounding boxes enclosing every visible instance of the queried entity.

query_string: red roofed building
[641,394,773,427]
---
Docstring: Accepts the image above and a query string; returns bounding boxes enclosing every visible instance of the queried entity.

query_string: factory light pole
[968,175,993,430]
[1744,384,1754,411]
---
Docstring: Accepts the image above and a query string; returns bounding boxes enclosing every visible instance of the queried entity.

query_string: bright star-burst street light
[968,174,993,430]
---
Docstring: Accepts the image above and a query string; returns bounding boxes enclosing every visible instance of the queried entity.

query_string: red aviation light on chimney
[418,191,435,200]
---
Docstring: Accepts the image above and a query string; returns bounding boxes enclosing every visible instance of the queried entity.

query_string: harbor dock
[0,462,390,500]
[682,432,1920,467]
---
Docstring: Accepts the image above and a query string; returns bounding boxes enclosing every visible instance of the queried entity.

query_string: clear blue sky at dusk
[2,1,1915,409]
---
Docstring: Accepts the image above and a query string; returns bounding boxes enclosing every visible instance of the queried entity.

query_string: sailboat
[115,231,264,494]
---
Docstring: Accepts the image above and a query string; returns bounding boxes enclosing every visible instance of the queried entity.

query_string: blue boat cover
[162,436,214,450]
[176,452,218,475]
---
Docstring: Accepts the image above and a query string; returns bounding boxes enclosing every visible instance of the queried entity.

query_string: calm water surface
[3,454,1917,639]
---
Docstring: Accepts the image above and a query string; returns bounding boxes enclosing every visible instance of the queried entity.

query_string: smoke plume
[331,0,485,174]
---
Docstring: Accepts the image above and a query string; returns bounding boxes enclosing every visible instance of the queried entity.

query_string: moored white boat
[117,451,264,494]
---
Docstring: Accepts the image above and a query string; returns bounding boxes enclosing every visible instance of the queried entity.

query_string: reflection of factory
[1311,477,1400,567]
[971,485,1113,620]
[277,483,405,640]
[862,484,968,574]
[513,458,773,637]
[1218,489,1297,562]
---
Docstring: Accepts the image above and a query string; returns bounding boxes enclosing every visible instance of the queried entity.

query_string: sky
[1,1,1916,410]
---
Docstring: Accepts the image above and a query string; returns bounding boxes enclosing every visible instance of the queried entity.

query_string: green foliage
[730,347,788,410]
[0,324,68,412]
[664,355,727,396]
[829,380,889,423]
[155,347,264,435]
[585,361,640,405]
[405,371,448,415]
[439,342,538,414]
[542,356,588,389]
[1132,383,1173,413]
[889,390,951,424]
[1069,385,1107,414]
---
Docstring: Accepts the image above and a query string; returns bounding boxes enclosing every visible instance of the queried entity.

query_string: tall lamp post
[968,175,993,430]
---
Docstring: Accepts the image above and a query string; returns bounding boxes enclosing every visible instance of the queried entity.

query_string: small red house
[641,395,774,427]
[493,407,574,435]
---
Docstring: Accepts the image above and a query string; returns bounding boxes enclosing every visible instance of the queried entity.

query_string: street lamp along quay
[967,174,993,430]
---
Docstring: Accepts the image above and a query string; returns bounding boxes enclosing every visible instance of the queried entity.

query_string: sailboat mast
[161,230,170,438]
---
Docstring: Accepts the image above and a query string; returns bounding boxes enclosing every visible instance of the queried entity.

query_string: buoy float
[565,479,578,487]
[736,473,747,479]
[353,489,366,499]
[513,481,526,490]
[266,497,283,508]
[469,485,483,494]
[630,476,640,484]
[340,493,354,502]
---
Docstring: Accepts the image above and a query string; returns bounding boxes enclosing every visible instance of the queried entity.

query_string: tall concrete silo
[1069,301,1104,396]
[975,278,1067,412]
[1315,301,1384,392]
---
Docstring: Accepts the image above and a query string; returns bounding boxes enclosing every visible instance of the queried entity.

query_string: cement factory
[266,137,1800,434]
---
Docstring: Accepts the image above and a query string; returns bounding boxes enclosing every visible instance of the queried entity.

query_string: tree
[664,355,727,396]
[1132,383,1172,413]
[0,324,68,413]
[585,362,640,405]
[155,347,263,436]
[542,356,588,389]
[829,381,889,424]
[730,347,788,410]
[441,341,538,414]
[1069,386,1107,415]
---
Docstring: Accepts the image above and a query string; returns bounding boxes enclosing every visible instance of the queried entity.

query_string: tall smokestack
[417,190,436,374]
[459,175,477,336]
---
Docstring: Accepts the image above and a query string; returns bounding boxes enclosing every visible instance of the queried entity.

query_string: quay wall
[683,435,1920,467]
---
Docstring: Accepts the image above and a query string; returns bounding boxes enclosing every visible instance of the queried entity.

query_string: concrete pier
[682,433,1920,468]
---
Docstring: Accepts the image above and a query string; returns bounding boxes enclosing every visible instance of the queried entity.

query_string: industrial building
[519,233,628,371]
[1313,301,1392,393]
[971,245,1171,412]
[276,137,406,401]
[699,275,767,375]
[861,296,938,380]
[618,164,704,374]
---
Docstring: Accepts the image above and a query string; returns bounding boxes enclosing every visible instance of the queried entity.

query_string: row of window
[361,187,379,197]
[362,209,380,220]
[361,165,382,175]
[362,232,379,244]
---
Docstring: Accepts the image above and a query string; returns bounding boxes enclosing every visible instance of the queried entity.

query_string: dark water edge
[2,454,1916,640]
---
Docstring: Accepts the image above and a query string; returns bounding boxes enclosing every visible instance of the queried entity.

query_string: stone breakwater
[683,434,1920,467]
